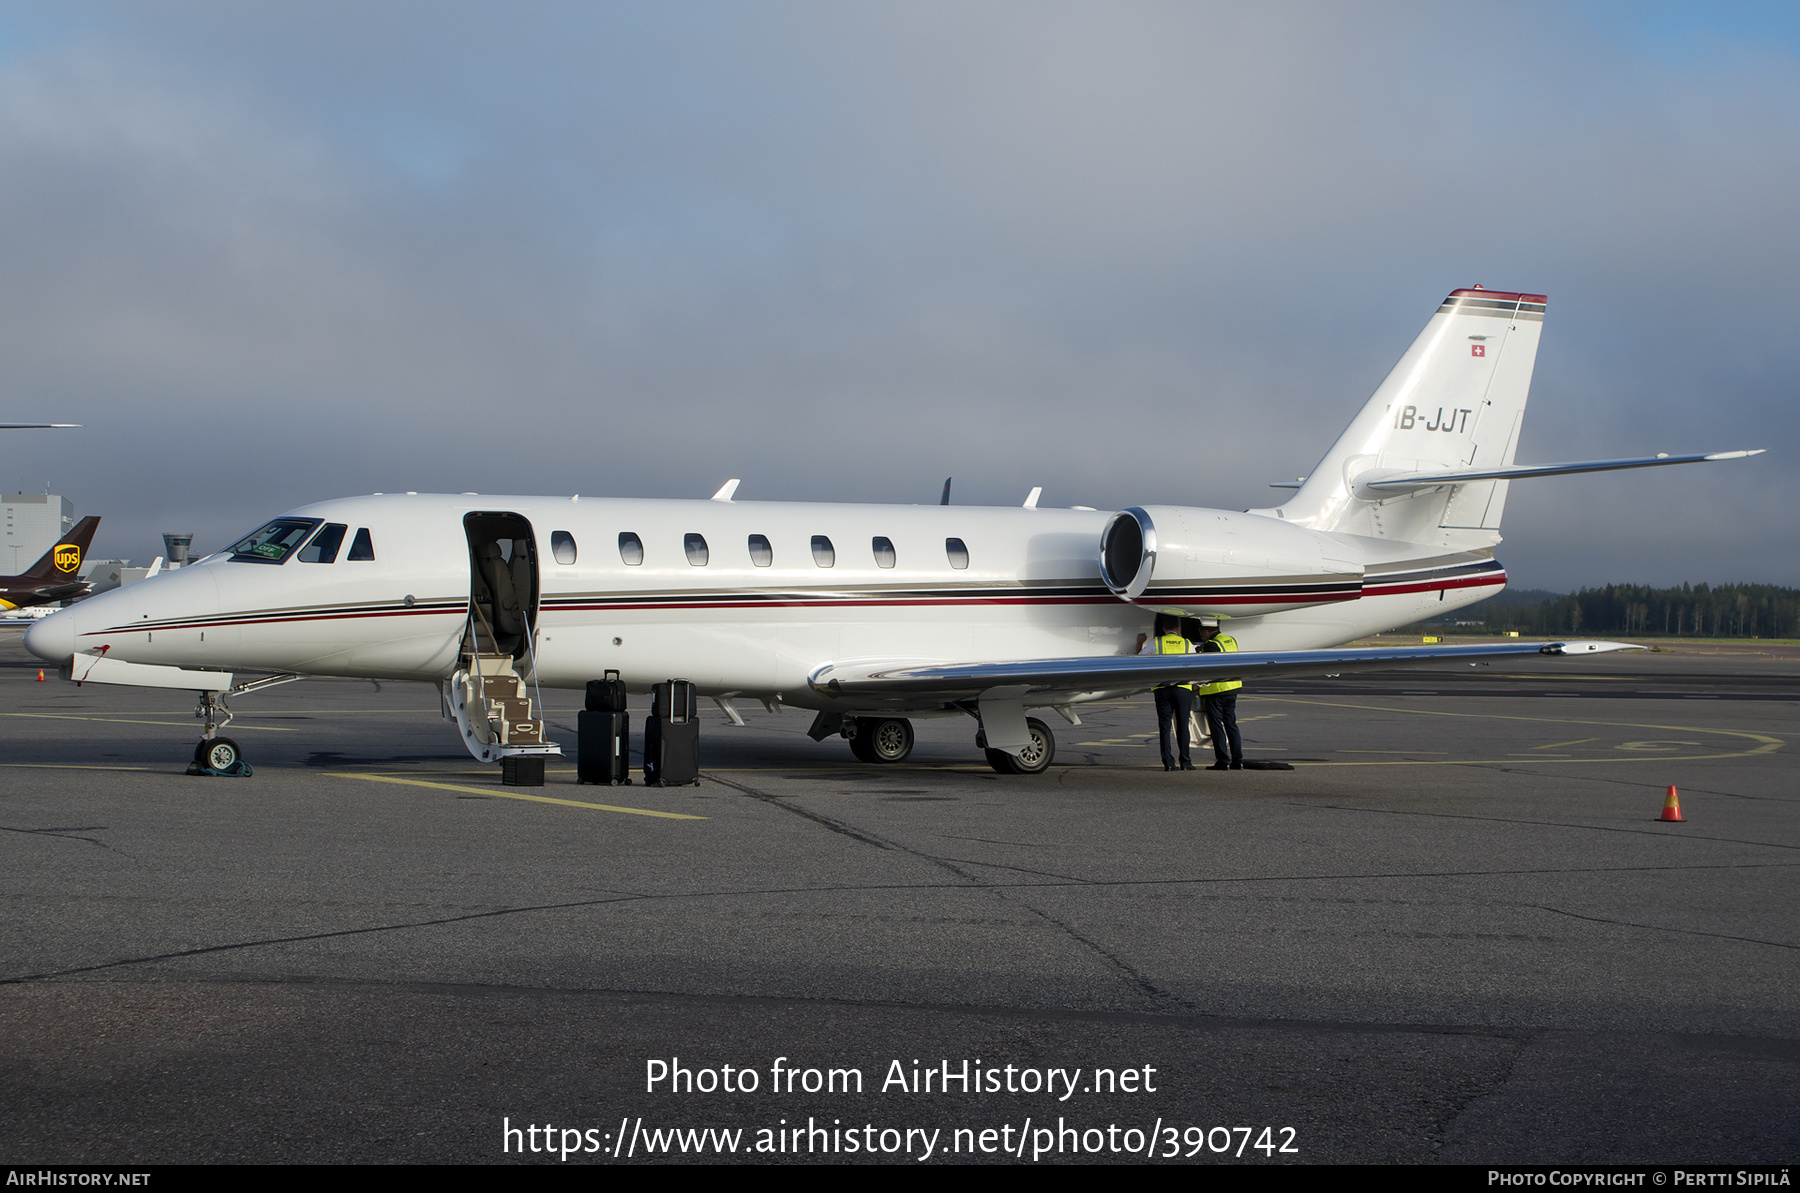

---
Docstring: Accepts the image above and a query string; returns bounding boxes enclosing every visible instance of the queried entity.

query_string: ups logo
[54,544,80,573]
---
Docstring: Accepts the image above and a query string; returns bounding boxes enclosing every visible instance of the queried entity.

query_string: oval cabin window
[945,537,970,569]
[685,533,710,566]
[811,535,835,567]
[551,531,577,565]
[618,532,644,566]
[871,536,896,568]
[748,534,773,567]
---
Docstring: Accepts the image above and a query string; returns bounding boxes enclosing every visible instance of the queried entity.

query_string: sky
[0,1,1795,591]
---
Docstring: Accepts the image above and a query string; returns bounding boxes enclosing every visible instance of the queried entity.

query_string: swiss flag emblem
[1471,344,1486,357]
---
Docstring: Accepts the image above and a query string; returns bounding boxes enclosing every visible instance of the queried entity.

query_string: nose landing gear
[184,675,300,777]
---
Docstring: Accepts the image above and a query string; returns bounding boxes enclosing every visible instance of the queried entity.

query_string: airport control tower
[162,532,193,570]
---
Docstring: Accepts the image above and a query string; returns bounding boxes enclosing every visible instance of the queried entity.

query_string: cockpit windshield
[227,518,324,564]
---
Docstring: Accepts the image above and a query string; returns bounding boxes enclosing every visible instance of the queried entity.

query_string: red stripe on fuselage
[79,572,1490,638]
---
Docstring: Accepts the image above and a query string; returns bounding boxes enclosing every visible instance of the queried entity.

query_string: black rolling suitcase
[579,670,632,786]
[644,679,699,786]
[578,710,631,785]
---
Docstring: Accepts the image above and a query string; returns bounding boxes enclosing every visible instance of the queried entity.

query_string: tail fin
[1278,288,1545,543]
[20,515,100,580]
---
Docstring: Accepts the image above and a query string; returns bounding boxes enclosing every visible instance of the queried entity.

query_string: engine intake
[1099,507,1155,601]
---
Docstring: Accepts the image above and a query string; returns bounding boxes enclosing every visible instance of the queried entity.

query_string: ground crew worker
[1194,623,1243,770]
[1135,614,1194,771]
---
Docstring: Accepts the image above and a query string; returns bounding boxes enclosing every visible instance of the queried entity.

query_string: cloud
[0,2,1793,588]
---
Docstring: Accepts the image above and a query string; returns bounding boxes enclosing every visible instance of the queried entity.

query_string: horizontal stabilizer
[811,640,1644,704]
[1361,449,1764,494]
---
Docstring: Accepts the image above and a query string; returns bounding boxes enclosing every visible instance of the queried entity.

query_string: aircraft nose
[24,610,75,663]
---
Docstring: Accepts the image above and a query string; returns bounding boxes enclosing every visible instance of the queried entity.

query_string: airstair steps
[444,651,560,762]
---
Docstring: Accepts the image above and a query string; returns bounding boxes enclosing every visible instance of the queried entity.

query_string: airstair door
[446,512,560,763]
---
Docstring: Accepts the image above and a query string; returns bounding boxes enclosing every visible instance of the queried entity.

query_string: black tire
[848,732,877,763]
[1012,718,1055,774]
[857,717,914,763]
[982,719,1056,775]
[200,737,241,772]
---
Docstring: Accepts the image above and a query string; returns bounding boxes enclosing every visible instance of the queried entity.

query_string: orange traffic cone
[1659,785,1684,822]
[36,668,45,682]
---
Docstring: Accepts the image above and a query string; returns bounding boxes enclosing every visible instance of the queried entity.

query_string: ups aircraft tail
[20,515,100,581]
[1275,288,1760,546]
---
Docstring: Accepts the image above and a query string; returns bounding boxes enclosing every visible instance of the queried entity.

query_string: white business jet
[23,288,1761,774]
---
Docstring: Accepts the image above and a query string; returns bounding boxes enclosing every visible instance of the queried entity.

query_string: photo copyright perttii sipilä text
[501,1056,1301,1161]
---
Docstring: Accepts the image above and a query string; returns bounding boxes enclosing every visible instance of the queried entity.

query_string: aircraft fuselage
[26,493,1503,713]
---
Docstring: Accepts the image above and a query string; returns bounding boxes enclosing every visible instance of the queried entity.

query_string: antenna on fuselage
[940,477,952,506]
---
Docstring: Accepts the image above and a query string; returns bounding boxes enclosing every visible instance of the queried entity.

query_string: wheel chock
[185,759,255,778]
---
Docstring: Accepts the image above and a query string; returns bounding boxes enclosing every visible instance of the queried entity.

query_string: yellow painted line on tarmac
[1260,697,1785,765]
[1535,737,1598,750]
[326,771,706,818]
[3,712,298,732]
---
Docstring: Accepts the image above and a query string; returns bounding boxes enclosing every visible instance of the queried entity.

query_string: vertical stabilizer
[19,516,100,580]
[1277,289,1545,544]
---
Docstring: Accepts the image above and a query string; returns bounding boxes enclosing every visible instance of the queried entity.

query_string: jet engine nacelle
[1098,505,1364,618]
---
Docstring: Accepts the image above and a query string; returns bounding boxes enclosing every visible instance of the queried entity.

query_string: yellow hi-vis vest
[1154,632,1188,689]
[1193,634,1241,696]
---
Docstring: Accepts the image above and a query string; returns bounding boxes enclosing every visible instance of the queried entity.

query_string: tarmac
[1,631,1796,1165]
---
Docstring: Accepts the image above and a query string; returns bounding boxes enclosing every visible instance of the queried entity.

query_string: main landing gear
[980,717,1056,775]
[849,716,915,764]
[833,712,1056,774]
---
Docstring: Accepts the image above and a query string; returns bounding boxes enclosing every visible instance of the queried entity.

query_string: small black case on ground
[651,679,696,723]
[586,670,628,713]
[578,709,631,785]
[501,756,545,786]
[644,716,699,786]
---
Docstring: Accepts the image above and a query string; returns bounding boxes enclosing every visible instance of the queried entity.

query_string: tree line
[1419,582,1800,639]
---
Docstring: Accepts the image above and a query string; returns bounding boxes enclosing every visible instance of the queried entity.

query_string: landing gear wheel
[198,737,241,772]
[982,718,1056,775]
[855,717,914,763]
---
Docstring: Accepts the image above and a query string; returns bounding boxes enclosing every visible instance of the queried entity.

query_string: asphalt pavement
[2,632,1795,1165]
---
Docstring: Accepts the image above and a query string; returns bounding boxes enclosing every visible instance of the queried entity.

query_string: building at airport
[2,493,75,576]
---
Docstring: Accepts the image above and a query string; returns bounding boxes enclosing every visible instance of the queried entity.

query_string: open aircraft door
[446,512,559,766]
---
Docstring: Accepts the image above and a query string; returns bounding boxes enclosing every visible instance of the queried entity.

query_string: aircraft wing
[809,639,1643,705]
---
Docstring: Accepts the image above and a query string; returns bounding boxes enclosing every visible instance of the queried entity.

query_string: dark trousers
[1153,686,1193,768]
[1203,691,1242,765]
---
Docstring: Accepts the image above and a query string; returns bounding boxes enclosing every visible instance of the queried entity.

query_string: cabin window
[871,536,896,568]
[347,528,376,561]
[298,523,348,564]
[811,535,835,567]
[227,518,322,565]
[748,534,773,567]
[550,531,577,565]
[618,532,644,566]
[946,537,969,569]
[685,533,710,566]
